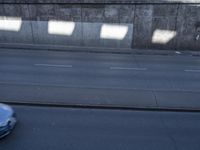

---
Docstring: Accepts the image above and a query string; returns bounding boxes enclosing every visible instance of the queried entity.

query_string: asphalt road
[1,105,200,150]
[0,49,200,109]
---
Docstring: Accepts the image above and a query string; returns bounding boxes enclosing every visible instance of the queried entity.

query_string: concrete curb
[0,43,200,56]
[3,101,200,113]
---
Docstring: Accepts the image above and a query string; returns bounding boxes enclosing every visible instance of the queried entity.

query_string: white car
[0,103,17,138]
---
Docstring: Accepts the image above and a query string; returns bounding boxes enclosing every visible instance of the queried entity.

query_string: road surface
[0,48,200,109]
[1,105,200,150]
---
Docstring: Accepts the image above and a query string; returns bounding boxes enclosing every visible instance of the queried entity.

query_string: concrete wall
[0,0,200,51]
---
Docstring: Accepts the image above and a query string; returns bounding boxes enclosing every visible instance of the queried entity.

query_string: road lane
[0,63,199,92]
[1,105,200,150]
[0,83,157,108]
[0,49,200,109]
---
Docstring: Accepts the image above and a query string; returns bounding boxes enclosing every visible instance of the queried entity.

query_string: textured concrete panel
[82,5,105,23]
[0,5,4,16]
[0,20,33,44]
[133,4,179,50]
[27,4,82,21]
[31,21,54,44]
[82,22,133,48]
[104,5,120,23]
[133,5,153,49]
[152,4,179,50]
[55,5,81,21]
[153,4,178,17]
[176,4,200,50]
[151,17,177,49]
[82,22,104,47]
[52,22,82,46]
[119,24,133,48]
[28,4,56,21]
[103,23,133,48]
[119,5,135,23]
[1,4,30,19]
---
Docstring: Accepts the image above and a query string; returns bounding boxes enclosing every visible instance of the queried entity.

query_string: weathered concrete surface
[0,1,199,51]
[176,4,200,50]
[1,0,200,4]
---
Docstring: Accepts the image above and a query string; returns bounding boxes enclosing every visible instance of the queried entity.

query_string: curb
[0,43,200,56]
[2,101,200,113]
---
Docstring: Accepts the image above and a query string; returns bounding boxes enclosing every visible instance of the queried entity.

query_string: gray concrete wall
[0,0,200,51]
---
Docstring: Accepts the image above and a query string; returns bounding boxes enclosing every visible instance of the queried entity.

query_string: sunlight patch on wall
[100,24,128,40]
[152,29,177,44]
[0,16,22,32]
[48,20,75,36]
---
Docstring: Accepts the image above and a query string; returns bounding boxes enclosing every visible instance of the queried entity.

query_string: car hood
[0,103,13,126]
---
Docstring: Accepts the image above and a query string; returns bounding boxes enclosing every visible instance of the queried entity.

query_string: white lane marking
[110,67,147,71]
[34,64,72,68]
[184,69,200,73]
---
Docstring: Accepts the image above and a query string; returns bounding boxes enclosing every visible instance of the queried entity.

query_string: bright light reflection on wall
[0,16,22,31]
[100,24,128,40]
[48,20,75,36]
[152,29,177,44]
